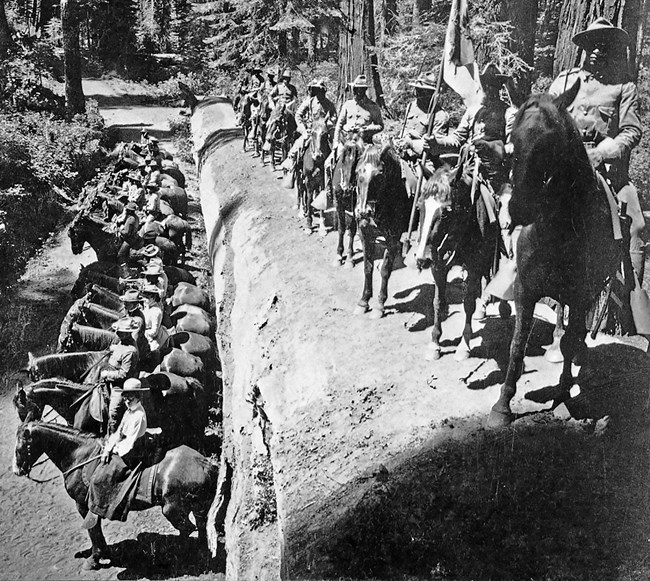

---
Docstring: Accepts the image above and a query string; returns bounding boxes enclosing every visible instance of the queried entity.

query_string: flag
[443,0,483,109]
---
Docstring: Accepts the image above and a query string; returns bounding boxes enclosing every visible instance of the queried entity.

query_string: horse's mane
[422,167,452,204]
[359,144,402,181]
[27,378,89,392]
[83,302,122,317]
[74,324,117,343]
[22,421,99,442]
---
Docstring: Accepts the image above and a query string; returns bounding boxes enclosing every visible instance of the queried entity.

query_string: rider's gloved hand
[101,447,112,463]
[422,134,436,152]
[587,147,604,168]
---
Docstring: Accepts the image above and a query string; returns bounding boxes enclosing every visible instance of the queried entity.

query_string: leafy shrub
[169,115,194,164]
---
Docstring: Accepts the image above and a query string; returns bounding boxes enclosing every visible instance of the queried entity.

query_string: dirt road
[0,79,222,580]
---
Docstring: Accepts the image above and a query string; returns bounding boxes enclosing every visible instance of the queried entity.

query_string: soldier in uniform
[264,67,277,95]
[268,68,298,112]
[116,202,140,269]
[549,17,645,280]
[325,74,384,176]
[280,78,337,173]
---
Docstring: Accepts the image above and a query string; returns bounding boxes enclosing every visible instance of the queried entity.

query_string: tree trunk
[412,0,430,27]
[554,0,644,76]
[0,0,15,56]
[61,0,85,117]
[535,0,562,76]
[338,0,385,106]
[498,0,538,98]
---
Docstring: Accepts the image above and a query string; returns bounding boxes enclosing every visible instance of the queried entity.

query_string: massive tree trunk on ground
[0,0,15,56]
[61,0,85,117]
[554,0,646,76]
[338,0,385,106]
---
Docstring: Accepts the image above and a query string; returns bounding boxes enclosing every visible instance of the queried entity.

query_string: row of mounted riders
[238,80,641,431]
[13,136,222,569]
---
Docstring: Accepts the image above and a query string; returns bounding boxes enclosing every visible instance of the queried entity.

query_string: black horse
[332,139,362,268]
[489,81,621,427]
[354,144,411,318]
[414,165,504,361]
[296,119,332,234]
[263,104,296,169]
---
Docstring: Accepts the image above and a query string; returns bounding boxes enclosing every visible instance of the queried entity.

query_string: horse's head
[415,166,454,269]
[337,139,362,193]
[309,120,331,163]
[13,421,38,476]
[509,80,590,226]
[13,384,42,424]
[25,352,40,381]
[68,212,88,255]
[355,144,393,222]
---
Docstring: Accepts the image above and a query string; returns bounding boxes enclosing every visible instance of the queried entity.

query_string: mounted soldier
[549,17,645,282]
[264,66,278,94]
[142,283,170,353]
[325,74,384,181]
[115,202,140,270]
[396,70,452,197]
[268,68,298,113]
[84,377,149,529]
[280,78,337,176]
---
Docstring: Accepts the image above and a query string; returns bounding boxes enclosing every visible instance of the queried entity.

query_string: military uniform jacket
[334,97,384,144]
[549,67,642,189]
[295,96,337,134]
[403,101,450,157]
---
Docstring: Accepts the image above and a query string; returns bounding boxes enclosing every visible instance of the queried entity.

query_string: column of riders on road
[236,17,645,322]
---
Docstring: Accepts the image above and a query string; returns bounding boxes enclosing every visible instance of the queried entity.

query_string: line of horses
[239,81,626,430]
[12,141,222,570]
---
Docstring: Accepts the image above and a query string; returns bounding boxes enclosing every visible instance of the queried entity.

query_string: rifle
[402,63,445,256]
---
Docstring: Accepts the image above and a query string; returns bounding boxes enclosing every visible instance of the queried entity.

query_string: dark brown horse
[332,139,362,268]
[414,165,503,361]
[13,422,217,570]
[354,144,411,319]
[488,81,621,427]
[296,119,331,234]
[263,104,296,169]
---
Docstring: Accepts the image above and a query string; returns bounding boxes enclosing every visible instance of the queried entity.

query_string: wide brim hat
[115,377,149,393]
[140,128,149,135]
[409,71,438,90]
[308,78,326,90]
[127,172,142,183]
[125,201,138,212]
[479,63,510,87]
[142,225,158,240]
[572,17,629,49]
[119,289,143,303]
[280,68,292,79]
[142,244,160,257]
[142,283,161,295]
[349,74,369,89]
[143,263,163,275]
[112,316,141,333]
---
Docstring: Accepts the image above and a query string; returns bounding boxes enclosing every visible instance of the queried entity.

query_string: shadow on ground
[284,343,650,580]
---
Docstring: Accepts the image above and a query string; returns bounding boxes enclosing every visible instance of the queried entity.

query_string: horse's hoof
[332,256,343,267]
[425,344,441,361]
[318,227,328,238]
[499,301,512,319]
[487,408,513,429]
[369,308,385,320]
[82,557,101,571]
[343,260,354,270]
[453,347,470,362]
[303,227,313,235]
[544,346,564,363]
[353,304,369,316]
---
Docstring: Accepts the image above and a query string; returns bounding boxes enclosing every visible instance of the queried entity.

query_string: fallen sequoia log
[191,96,650,580]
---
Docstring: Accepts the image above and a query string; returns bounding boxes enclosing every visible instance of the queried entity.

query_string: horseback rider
[549,17,645,281]
[325,74,384,180]
[427,63,515,199]
[118,290,150,363]
[143,183,161,223]
[264,69,299,152]
[396,70,452,196]
[101,316,141,436]
[116,202,140,270]
[142,261,168,301]
[264,66,278,94]
[85,377,149,528]
[142,284,170,353]
[280,78,337,175]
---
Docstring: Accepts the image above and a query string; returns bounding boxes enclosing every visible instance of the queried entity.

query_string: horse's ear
[27,352,35,368]
[552,79,580,111]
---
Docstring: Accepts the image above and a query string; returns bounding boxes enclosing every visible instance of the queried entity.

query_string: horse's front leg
[78,503,110,570]
[488,291,537,428]
[372,241,399,320]
[354,227,373,315]
[345,211,357,269]
[333,202,345,266]
[426,257,448,361]
[455,268,481,361]
[544,302,565,363]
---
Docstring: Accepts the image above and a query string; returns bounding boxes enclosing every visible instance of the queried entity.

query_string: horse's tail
[184,224,193,252]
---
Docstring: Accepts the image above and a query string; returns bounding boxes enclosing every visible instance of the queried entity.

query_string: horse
[414,164,504,361]
[332,139,363,268]
[71,262,124,298]
[69,211,179,266]
[26,350,111,384]
[159,185,188,218]
[238,92,260,152]
[354,143,411,319]
[171,282,212,312]
[171,304,216,337]
[264,104,296,169]
[161,215,193,264]
[87,284,123,311]
[13,422,217,570]
[296,119,332,234]
[488,81,621,428]
[58,322,117,353]
[14,371,208,446]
